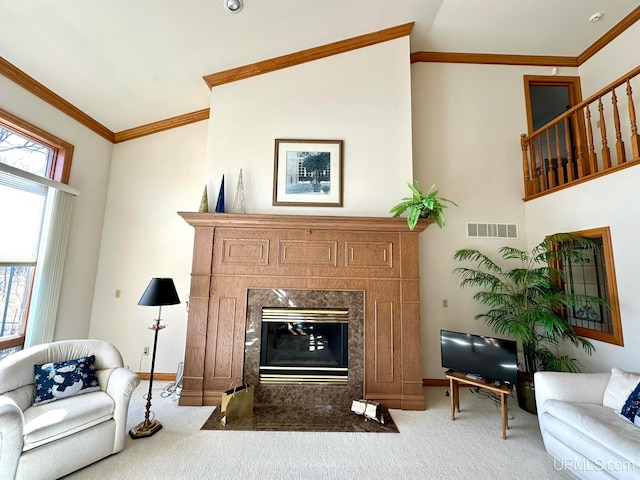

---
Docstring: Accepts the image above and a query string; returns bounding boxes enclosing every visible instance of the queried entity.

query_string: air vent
[467,223,518,239]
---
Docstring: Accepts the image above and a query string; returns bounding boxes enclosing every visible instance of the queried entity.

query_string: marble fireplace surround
[178,213,431,410]
[245,289,364,407]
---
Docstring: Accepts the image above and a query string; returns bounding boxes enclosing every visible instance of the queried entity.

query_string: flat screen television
[440,329,518,385]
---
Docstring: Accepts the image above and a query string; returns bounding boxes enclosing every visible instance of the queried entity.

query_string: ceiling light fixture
[224,0,243,13]
[589,12,604,23]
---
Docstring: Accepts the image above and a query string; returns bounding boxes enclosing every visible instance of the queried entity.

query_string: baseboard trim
[423,378,448,387]
[136,372,176,381]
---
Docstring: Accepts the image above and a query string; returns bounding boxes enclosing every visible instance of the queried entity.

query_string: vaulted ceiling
[1,0,639,136]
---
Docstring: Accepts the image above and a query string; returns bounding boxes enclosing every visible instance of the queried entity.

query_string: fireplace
[259,307,349,385]
[178,213,431,410]
[245,289,363,407]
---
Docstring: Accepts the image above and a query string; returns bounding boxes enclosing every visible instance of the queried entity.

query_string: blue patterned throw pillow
[33,355,100,406]
[619,381,640,427]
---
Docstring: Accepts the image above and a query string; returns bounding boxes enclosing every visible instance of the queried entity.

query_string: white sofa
[535,371,640,479]
[0,339,140,480]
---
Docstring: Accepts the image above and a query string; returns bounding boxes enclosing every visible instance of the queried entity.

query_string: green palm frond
[498,246,529,263]
[453,249,502,274]
[452,233,605,376]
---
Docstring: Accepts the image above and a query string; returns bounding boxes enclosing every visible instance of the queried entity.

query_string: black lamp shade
[138,278,180,306]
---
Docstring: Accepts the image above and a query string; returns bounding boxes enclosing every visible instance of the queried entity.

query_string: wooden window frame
[559,226,624,346]
[0,109,73,353]
[0,108,74,184]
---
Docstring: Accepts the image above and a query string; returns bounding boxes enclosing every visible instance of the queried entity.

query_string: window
[0,177,46,357]
[0,109,74,359]
[0,108,73,184]
[558,227,623,346]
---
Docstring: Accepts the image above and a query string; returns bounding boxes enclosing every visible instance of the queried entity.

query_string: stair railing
[521,65,640,200]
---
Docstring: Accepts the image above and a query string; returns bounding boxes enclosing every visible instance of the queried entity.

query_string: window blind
[0,176,47,263]
[0,162,79,347]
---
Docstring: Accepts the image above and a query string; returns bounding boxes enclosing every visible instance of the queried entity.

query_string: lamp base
[129,419,162,439]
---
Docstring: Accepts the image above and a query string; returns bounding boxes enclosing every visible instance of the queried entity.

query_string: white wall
[524,169,640,373]
[579,22,640,166]
[578,21,640,97]
[411,62,582,379]
[524,20,640,374]
[0,75,113,340]
[88,37,414,374]
[89,121,208,372]
[206,37,414,216]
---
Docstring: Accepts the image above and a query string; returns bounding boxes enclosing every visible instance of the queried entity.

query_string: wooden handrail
[527,64,640,139]
[521,65,640,200]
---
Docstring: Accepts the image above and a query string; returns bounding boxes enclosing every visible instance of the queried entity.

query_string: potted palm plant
[390,181,457,230]
[452,233,609,414]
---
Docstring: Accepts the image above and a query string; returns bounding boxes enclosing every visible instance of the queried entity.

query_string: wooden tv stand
[445,370,513,440]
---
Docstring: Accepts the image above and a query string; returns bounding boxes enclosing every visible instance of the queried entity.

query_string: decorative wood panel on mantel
[177,212,432,410]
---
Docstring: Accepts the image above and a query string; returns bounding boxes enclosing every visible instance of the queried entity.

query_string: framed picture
[273,139,343,207]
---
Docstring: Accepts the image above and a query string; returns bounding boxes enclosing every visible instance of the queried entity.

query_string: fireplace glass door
[259,307,348,385]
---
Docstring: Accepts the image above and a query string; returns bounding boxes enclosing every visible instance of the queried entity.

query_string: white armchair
[0,339,140,480]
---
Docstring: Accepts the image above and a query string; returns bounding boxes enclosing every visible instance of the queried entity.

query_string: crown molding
[412,8,640,68]
[2,9,638,143]
[410,51,578,67]
[0,56,114,142]
[114,109,210,143]
[577,5,640,66]
[203,22,415,89]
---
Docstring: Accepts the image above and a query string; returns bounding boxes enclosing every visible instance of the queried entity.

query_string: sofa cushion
[603,367,640,411]
[544,399,640,466]
[620,382,640,426]
[23,390,114,451]
[541,416,637,478]
[33,355,100,405]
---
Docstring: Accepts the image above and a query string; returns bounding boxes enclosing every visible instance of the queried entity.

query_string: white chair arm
[0,396,25,480]
[104,368,140,453]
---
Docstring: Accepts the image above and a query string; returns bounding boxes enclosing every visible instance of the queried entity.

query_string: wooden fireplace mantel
[178,212,432,232]
[178,212,432,410]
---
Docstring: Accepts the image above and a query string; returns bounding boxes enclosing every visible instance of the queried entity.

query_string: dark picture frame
[272,139,343,207]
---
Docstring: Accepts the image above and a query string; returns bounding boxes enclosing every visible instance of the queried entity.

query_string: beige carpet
[63,381,573,480]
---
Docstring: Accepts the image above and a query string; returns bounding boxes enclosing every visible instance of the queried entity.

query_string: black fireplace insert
[259,307,348,385]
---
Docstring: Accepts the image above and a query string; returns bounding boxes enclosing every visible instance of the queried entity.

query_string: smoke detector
[589,12,604,23]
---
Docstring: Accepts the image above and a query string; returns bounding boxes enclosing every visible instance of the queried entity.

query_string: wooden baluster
[537,135,547,192]
[530,134,540,194]
[628,79,640,159]
[573,109,585,178]
[554,124,565,185]
[545,128,556,188]
[611,88,627,164]
[564,117,575,181]
[598,98,612,169]
[528,139,539,194]
[520,134,532,197]
[585,104,598,174]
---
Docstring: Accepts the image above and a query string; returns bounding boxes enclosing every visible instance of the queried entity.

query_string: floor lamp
[129,277,180,439]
